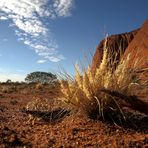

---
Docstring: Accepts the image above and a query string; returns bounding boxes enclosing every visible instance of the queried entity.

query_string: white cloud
[45,55,65,62]
[53,0,74,17]
[37,59,47,64]
[0,0,74,62]
[0,16,8,20]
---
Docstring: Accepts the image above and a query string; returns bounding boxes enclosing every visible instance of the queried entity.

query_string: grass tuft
[58,39,144,120]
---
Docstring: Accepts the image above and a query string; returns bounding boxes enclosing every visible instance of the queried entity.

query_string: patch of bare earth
[0,85,147,147]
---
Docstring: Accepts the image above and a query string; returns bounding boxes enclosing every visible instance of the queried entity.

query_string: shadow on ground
[23,107,148,133]
[22,108,71,123]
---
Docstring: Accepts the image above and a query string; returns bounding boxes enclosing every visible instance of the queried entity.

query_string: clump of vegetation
[0,105,7,112]
[26,97,51,112]
[59,40,147,120]
[0,93,4,99]
[10,100,18,105]
[35,82,43,90]
[1,86,16,93]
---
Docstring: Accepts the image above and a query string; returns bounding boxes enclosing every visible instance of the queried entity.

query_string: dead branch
[135,68,148,73]
[100,88,148,114]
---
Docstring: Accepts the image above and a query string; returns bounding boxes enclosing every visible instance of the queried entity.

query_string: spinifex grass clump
[59,40,140,120]
[26,97,51,112]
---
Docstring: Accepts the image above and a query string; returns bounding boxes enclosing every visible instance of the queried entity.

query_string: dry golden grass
[59,40,143,120]
[35,82,43,90]
[1,85,16,93]
[26,97,51,112]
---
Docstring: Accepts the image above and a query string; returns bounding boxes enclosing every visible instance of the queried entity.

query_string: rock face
[91,29,139,72]
[91,20,148,72]
[123,20,148,69]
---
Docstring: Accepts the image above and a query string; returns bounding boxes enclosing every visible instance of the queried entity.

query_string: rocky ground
[0,83,147,147]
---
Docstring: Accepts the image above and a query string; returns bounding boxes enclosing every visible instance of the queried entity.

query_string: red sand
[0,84,147,147]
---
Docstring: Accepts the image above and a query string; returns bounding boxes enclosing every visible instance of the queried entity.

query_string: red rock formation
[92,20,148,72]
[123,20,148,69]
[91,28,139,72]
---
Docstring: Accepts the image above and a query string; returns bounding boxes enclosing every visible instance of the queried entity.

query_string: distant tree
[6,79,12,83]
[25,71,57,84]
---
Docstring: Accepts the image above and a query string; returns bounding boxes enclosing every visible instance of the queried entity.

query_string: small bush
[0,105,7,112]
[26,97,51,111]
[35,83,43,90]
[10,100,18,105]
[1,86,16,93]
[0,93,4,99]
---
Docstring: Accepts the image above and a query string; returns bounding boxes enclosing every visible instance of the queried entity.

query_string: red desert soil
[0,84,148,147]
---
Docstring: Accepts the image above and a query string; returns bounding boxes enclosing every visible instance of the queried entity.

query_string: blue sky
[0,0,148,81]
